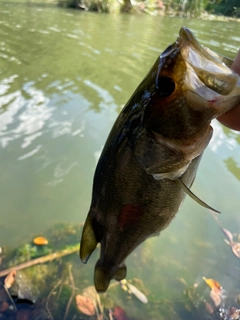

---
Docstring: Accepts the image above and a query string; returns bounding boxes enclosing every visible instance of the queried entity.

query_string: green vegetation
[58,0,240,18]
[206,0,240,18]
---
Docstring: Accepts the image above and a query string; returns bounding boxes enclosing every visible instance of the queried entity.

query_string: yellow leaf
[202,277,221,292]
[33,236,49,246]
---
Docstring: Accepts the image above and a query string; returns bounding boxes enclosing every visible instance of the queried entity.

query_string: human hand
[217,49,240,131]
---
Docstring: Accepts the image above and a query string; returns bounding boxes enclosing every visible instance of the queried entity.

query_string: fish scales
[80,27,240,292]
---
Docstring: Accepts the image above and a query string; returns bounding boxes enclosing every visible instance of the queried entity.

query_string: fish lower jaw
[152,163,190,180]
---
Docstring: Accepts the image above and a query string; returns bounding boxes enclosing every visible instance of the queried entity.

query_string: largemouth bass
[80,27,240,293]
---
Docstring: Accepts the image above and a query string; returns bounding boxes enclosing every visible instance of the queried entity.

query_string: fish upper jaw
[178,27,232,76]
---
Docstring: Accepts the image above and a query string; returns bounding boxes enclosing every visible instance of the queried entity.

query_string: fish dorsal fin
[176,178,220,214]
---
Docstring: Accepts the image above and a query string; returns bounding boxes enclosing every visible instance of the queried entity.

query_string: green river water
[1,1,240,319]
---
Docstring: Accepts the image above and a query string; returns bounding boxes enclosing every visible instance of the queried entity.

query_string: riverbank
[57,0,240,21]
[18,0,240,21]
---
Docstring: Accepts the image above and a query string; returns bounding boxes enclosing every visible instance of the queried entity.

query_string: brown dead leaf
[16,309,31,320]
[203,300,214,314]
[82,285,103,314]
[4,270,16,289]
[112,306,129,320]
[210,289,221,307]
[75,294,95,316]
[0,301,9,312]
[229,307,240,319]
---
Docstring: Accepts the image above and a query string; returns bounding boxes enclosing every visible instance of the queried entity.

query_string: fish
[80,26,240,293]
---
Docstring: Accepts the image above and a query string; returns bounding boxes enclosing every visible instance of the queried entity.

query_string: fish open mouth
[177,27,240,115]
[178,26,235,89]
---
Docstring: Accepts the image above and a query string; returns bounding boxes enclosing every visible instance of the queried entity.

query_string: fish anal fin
[94,262,111,293]
[113,264,127,281]
[80,216,98,264]
[94,262,127,293]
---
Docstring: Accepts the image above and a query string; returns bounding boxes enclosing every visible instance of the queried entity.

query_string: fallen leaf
[221,228,234,243]
[82,285,103,315]
[229,307,240,319]
[75,294,95,316]
[210,289,221,307]
[33,236,48,246]
[0,301,9,312]
[82,286,98,303]
[4,270,16,289]
[203,300,214,314]
[112,306,129,320]
[127,283,148,304]
[16,309,31,320]
[202,277,221,293]
[231,243,240,259]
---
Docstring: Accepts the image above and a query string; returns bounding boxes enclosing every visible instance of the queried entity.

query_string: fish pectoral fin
[94,262,127,293]
[132,132,184,176]
[113,263,127,281]
[176,178,220,214]
[80,216,98,264]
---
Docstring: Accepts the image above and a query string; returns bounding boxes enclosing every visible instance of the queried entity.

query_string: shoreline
[56,0,240,22]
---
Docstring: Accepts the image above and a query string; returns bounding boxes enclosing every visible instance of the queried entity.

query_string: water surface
[1,1,240,319]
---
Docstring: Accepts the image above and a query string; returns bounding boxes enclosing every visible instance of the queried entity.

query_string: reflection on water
[1,1,240,319]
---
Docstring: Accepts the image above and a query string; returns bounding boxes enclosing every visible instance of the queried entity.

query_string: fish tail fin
[94,261,127,293]
[80,215,98,263]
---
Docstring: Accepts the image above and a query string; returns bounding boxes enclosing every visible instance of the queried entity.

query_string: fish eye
[156,77,176,98]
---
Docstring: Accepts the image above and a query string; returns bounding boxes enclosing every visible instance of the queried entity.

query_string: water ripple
[46,158,79,187]
[0,79,52,148]
[84,80,114,105]
[18,145,42,161]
